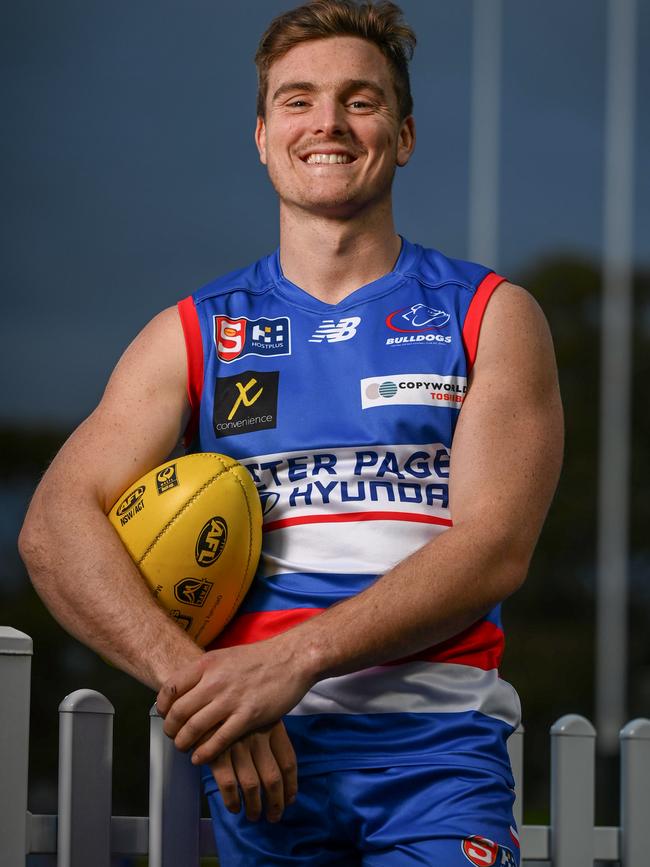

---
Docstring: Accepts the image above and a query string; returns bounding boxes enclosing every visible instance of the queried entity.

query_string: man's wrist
[147,640,205,690]
[270,625,327,691]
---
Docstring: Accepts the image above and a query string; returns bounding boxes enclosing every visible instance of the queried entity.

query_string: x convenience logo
[228,377,264,421]
[213,370,279,439]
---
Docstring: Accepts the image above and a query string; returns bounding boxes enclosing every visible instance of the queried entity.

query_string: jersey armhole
[461,272,506,373]
[177,296,204,447]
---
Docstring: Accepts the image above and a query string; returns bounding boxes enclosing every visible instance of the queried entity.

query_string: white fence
[2,626,650,866]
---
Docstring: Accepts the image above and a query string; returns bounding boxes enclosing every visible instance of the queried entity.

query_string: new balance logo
[309,316,361,343]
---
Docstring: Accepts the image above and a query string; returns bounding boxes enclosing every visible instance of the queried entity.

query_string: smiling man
[20,2,563,865]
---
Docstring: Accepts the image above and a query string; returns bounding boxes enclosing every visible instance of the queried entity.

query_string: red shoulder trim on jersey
[177,296,203,447]
[462,272,506,373]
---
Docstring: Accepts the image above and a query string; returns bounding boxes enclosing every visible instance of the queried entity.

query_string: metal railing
[2,626,649,866]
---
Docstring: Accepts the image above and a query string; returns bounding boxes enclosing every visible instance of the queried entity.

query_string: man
[19,1,563,864]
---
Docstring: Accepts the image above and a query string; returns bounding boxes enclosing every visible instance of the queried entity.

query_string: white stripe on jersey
[243,443,451,575]
[288,661,521,727]
[259,517,448,576]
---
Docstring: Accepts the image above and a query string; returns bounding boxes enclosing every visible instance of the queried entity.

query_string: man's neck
[278,204,402,305]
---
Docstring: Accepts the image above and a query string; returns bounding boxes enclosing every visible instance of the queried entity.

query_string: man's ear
[396,115,416,167]
[255,116,267,165]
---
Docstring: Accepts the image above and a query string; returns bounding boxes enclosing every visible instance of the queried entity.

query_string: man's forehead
[267,36,392,86]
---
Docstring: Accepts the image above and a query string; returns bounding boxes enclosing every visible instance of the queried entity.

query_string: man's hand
[156,637,315,764]
[209,721,297,823]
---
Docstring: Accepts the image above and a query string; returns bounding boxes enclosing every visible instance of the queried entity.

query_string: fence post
[57,688,114,867]
[620,717,650,867]
[149,703,201,867]
[0,627,33,867]
[550,714,596,867]
[507,723,524,833]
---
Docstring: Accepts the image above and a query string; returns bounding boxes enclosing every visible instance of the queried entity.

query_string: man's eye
[349,100,372,109]
[288,99,309,108]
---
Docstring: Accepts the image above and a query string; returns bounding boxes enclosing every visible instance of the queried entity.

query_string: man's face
[255,36,415,219]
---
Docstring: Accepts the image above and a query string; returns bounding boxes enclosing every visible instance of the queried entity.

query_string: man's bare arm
[294,281,564,675]
[18,307,204,688]
[157,282,564,764]
[19,305,298,820]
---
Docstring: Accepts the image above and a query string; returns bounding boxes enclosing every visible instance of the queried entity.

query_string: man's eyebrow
[271,79,388,103]
[343,79,387,100]
[271,81,317,102]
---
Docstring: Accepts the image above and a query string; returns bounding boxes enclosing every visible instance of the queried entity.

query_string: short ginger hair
[255,0,416,120]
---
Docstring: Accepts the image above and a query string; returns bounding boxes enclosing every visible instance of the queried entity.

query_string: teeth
[305,153,352,164]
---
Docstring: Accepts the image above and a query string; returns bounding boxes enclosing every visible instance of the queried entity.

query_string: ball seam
[137,460,235,566]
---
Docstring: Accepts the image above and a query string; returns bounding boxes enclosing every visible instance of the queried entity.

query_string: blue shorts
[202,763,520,866]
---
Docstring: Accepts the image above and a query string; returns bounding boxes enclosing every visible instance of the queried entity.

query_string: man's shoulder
[190,252,276,306]
[399,239,495,294]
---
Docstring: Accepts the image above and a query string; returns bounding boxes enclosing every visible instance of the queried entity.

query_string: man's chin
[284,193,376,221]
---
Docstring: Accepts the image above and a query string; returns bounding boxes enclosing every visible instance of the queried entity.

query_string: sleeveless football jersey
[177,237,521,781]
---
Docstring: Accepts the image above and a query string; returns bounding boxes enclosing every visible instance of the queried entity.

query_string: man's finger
[191,714,248,765]
[269,722,298,805]
[231,741,263,822]
[173,699,227,752]
[209,750,241,815]
[161,686,219,742]
[156,661,203,717]
[249,732,286,822]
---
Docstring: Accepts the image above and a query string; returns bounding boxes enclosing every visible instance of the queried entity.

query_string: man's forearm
[157,517,530,764]
[19,486,203,689]
[277,520,527,686]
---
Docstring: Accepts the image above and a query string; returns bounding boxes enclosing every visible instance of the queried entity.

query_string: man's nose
[311,99,348,136]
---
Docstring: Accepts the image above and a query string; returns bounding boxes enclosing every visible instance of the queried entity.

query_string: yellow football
[108,452,262,647]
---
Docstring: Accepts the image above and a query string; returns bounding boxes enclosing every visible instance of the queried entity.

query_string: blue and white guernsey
[178,237,521,781]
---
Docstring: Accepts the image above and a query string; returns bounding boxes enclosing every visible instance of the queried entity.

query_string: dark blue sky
[2,0,648,425]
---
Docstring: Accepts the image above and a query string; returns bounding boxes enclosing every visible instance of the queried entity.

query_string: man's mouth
[302,153,355,165]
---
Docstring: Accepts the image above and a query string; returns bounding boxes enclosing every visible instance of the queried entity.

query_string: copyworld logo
[377,381,398,398]
[361,373,467,409]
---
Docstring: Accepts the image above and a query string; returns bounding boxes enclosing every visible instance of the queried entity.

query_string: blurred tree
[501,255,650,823]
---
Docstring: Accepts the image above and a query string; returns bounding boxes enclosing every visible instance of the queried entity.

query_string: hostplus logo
[309,316,361,343]
[214,315,291,363]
